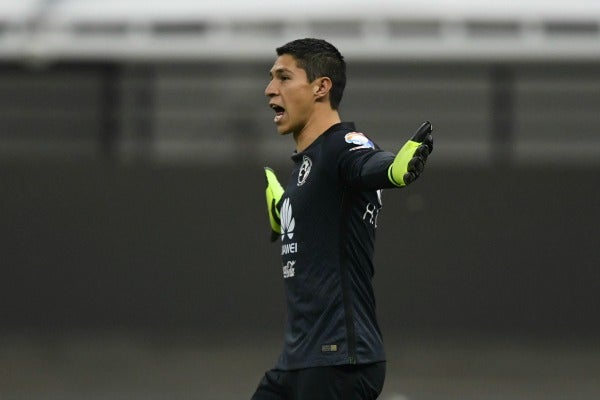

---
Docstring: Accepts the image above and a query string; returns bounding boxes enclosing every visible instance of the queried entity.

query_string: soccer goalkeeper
[253,38,433,400]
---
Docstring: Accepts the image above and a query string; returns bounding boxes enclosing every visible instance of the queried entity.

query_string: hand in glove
[264,167,285,242]
[387,121,433,187]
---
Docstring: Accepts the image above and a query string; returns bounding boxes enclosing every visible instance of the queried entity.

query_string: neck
[293,109,341,152]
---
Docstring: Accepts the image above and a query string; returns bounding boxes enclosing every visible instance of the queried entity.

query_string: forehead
[269,54,305,76]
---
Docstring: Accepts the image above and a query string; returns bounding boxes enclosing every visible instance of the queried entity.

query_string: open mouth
[270,104,285,123]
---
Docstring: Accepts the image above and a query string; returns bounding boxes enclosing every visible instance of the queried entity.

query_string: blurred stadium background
[1,0,599,399]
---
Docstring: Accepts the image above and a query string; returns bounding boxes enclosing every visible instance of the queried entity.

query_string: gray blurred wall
[1,60,599,337]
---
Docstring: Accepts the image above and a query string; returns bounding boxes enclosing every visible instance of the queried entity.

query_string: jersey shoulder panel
[323,126,380,162]
[322,126,382,180]
[326,128,377,151]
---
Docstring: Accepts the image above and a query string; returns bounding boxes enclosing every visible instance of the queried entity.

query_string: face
[265,54,316,135]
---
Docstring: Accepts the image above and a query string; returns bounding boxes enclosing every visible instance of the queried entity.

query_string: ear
[313,77,332,100]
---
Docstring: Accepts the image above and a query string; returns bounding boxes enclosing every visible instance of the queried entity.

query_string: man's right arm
[264,167,284,242]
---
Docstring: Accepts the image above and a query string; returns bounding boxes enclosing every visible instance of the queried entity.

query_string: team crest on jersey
[297,155,312,186]
[345,132,375,151]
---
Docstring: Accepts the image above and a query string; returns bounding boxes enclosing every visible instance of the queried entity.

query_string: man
[253,38,433,400]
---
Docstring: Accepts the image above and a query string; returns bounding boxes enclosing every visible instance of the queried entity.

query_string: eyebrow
[269,67,293,77]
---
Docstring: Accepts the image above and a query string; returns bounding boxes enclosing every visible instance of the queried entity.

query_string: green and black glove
[264,167,284,242]
[388,121,434,187]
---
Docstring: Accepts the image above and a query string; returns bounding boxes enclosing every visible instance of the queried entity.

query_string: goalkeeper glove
[264,167,284,242]
[388,121,434,187]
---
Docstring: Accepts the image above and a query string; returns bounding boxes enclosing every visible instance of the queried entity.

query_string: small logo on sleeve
[344,132,374,150]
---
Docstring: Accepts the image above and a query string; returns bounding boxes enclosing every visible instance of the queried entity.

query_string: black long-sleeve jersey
[275,122,397,370]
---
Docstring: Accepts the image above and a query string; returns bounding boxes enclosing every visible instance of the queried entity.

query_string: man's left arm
[343,121,434,190]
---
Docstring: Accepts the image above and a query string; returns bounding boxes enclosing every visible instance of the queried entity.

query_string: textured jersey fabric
[276,122,395,370]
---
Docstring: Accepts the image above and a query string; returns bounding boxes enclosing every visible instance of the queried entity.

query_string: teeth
[270,104,284,123]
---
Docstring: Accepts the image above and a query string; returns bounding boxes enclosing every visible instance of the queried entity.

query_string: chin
[277,126,293,135]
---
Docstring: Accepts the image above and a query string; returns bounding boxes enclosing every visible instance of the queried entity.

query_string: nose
[265,79,277,97]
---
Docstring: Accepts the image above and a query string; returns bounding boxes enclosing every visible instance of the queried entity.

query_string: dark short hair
[276,38,346,110]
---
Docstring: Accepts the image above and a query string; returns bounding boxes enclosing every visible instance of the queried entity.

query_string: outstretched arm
[344,121,434,190]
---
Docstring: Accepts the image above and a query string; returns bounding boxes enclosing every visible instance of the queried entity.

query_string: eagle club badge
[297,155,312,186]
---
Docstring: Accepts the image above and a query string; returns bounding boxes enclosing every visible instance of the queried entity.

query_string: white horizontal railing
[1,0,600,61]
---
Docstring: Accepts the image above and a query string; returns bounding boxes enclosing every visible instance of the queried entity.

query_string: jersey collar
[291,122,356,159]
